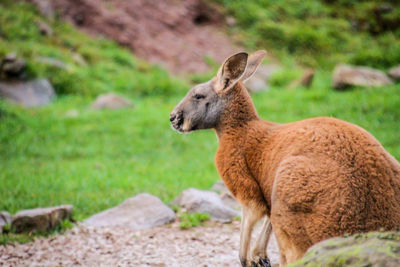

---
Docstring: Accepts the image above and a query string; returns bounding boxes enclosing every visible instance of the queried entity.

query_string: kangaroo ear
[215,52,248,92]
[240,50,266,82]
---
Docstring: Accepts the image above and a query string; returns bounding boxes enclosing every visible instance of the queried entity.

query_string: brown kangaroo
[169,51,400,266]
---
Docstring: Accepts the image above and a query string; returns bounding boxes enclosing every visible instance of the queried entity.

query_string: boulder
[85,193,176,229]
[0,211,12,234]
[172,188,239,223]
[291,230,400,266]
[332,64,393,90]
[91,93,133,109]
[388,65,400,81]
[0,79,56,107]
[0,53,27,80]
[244,64,280,93]
[289,70,314,89]
[11,205,73,233]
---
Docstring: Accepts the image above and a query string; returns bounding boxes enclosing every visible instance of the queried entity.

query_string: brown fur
[215,81,400,264]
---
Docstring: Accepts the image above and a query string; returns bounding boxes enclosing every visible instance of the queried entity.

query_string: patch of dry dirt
[0,221,280,267]
[30,0,241,74]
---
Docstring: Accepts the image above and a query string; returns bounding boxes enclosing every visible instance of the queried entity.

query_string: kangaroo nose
[170,113,176,122]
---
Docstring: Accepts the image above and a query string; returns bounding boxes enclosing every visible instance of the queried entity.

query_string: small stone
[226,16,236,27]
[332,64,393,90]
[388,65,400,81]
[289,70,314,89]
[72,53,87,66]
[0,79,56,107]
[38,21,53,36]
[12,205,73,233]
[91,93,133,109]
[1,53,26,79]
[0,211,12,234]
[172,188,239,223]
[84,193,176,230]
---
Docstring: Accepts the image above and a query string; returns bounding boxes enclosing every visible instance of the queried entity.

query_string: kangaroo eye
[194,94,205,100]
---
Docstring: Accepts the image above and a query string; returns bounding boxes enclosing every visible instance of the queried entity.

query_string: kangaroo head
[170,50,266,133]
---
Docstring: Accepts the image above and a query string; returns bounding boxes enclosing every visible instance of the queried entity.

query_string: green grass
[179,212,211,229]
[215,0,400,68]
[1,75,399,221]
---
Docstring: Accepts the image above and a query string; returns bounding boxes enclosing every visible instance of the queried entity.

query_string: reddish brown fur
[215,81,400,264]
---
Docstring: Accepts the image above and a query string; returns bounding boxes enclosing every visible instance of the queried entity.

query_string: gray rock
[91,93,133,109]
[172,188,239,223]
[72,53,87,66]
[85,193,176,229]
[12,205,73,233]
[38,21,53,36]
[0,79,56,107]
[388,65,400,81]
[244,64,280,93]
[211,180,241,210]
[332,64,393,90]
[291,230,400,266]
[0,53,26,79]
[0,211,12,234]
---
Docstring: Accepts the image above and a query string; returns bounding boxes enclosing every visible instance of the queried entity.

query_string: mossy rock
[289,230,400,267]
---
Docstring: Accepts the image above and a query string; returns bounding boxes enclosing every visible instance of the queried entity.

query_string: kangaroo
[169,51,400,266]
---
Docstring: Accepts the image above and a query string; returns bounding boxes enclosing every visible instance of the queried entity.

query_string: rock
[38,21,53,36]
[0,53,27,80]
[172,188,239,223]
[291,230,400,266]
[211,180,241,210]
[388,65,400,81]
[0,211,12,234]
[226,16,236,27]
[244,64,280,93]
[0,79,56,107]
[289,70,314,89]
[11,205,73,233]
[37,57,69,69]
[332,64,393,90]
[91,93,133,109]
[72,53,87,66]
[85,193,176,229]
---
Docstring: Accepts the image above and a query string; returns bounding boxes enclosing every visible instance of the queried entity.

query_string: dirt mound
[31,0,240,74]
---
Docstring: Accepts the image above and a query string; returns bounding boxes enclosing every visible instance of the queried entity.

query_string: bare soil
[33,0,240,74]
[0,221,280,267]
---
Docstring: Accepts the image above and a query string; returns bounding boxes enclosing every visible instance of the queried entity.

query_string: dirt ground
[30,0,240,74]
[0,221,280,267]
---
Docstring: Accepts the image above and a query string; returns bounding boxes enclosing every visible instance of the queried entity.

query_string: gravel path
[0,221,280,267]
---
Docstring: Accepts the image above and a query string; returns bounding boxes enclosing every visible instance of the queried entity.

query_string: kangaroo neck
[215,82,259,139]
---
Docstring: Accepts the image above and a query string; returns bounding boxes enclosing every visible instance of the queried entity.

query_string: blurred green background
[0,0,399,221]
